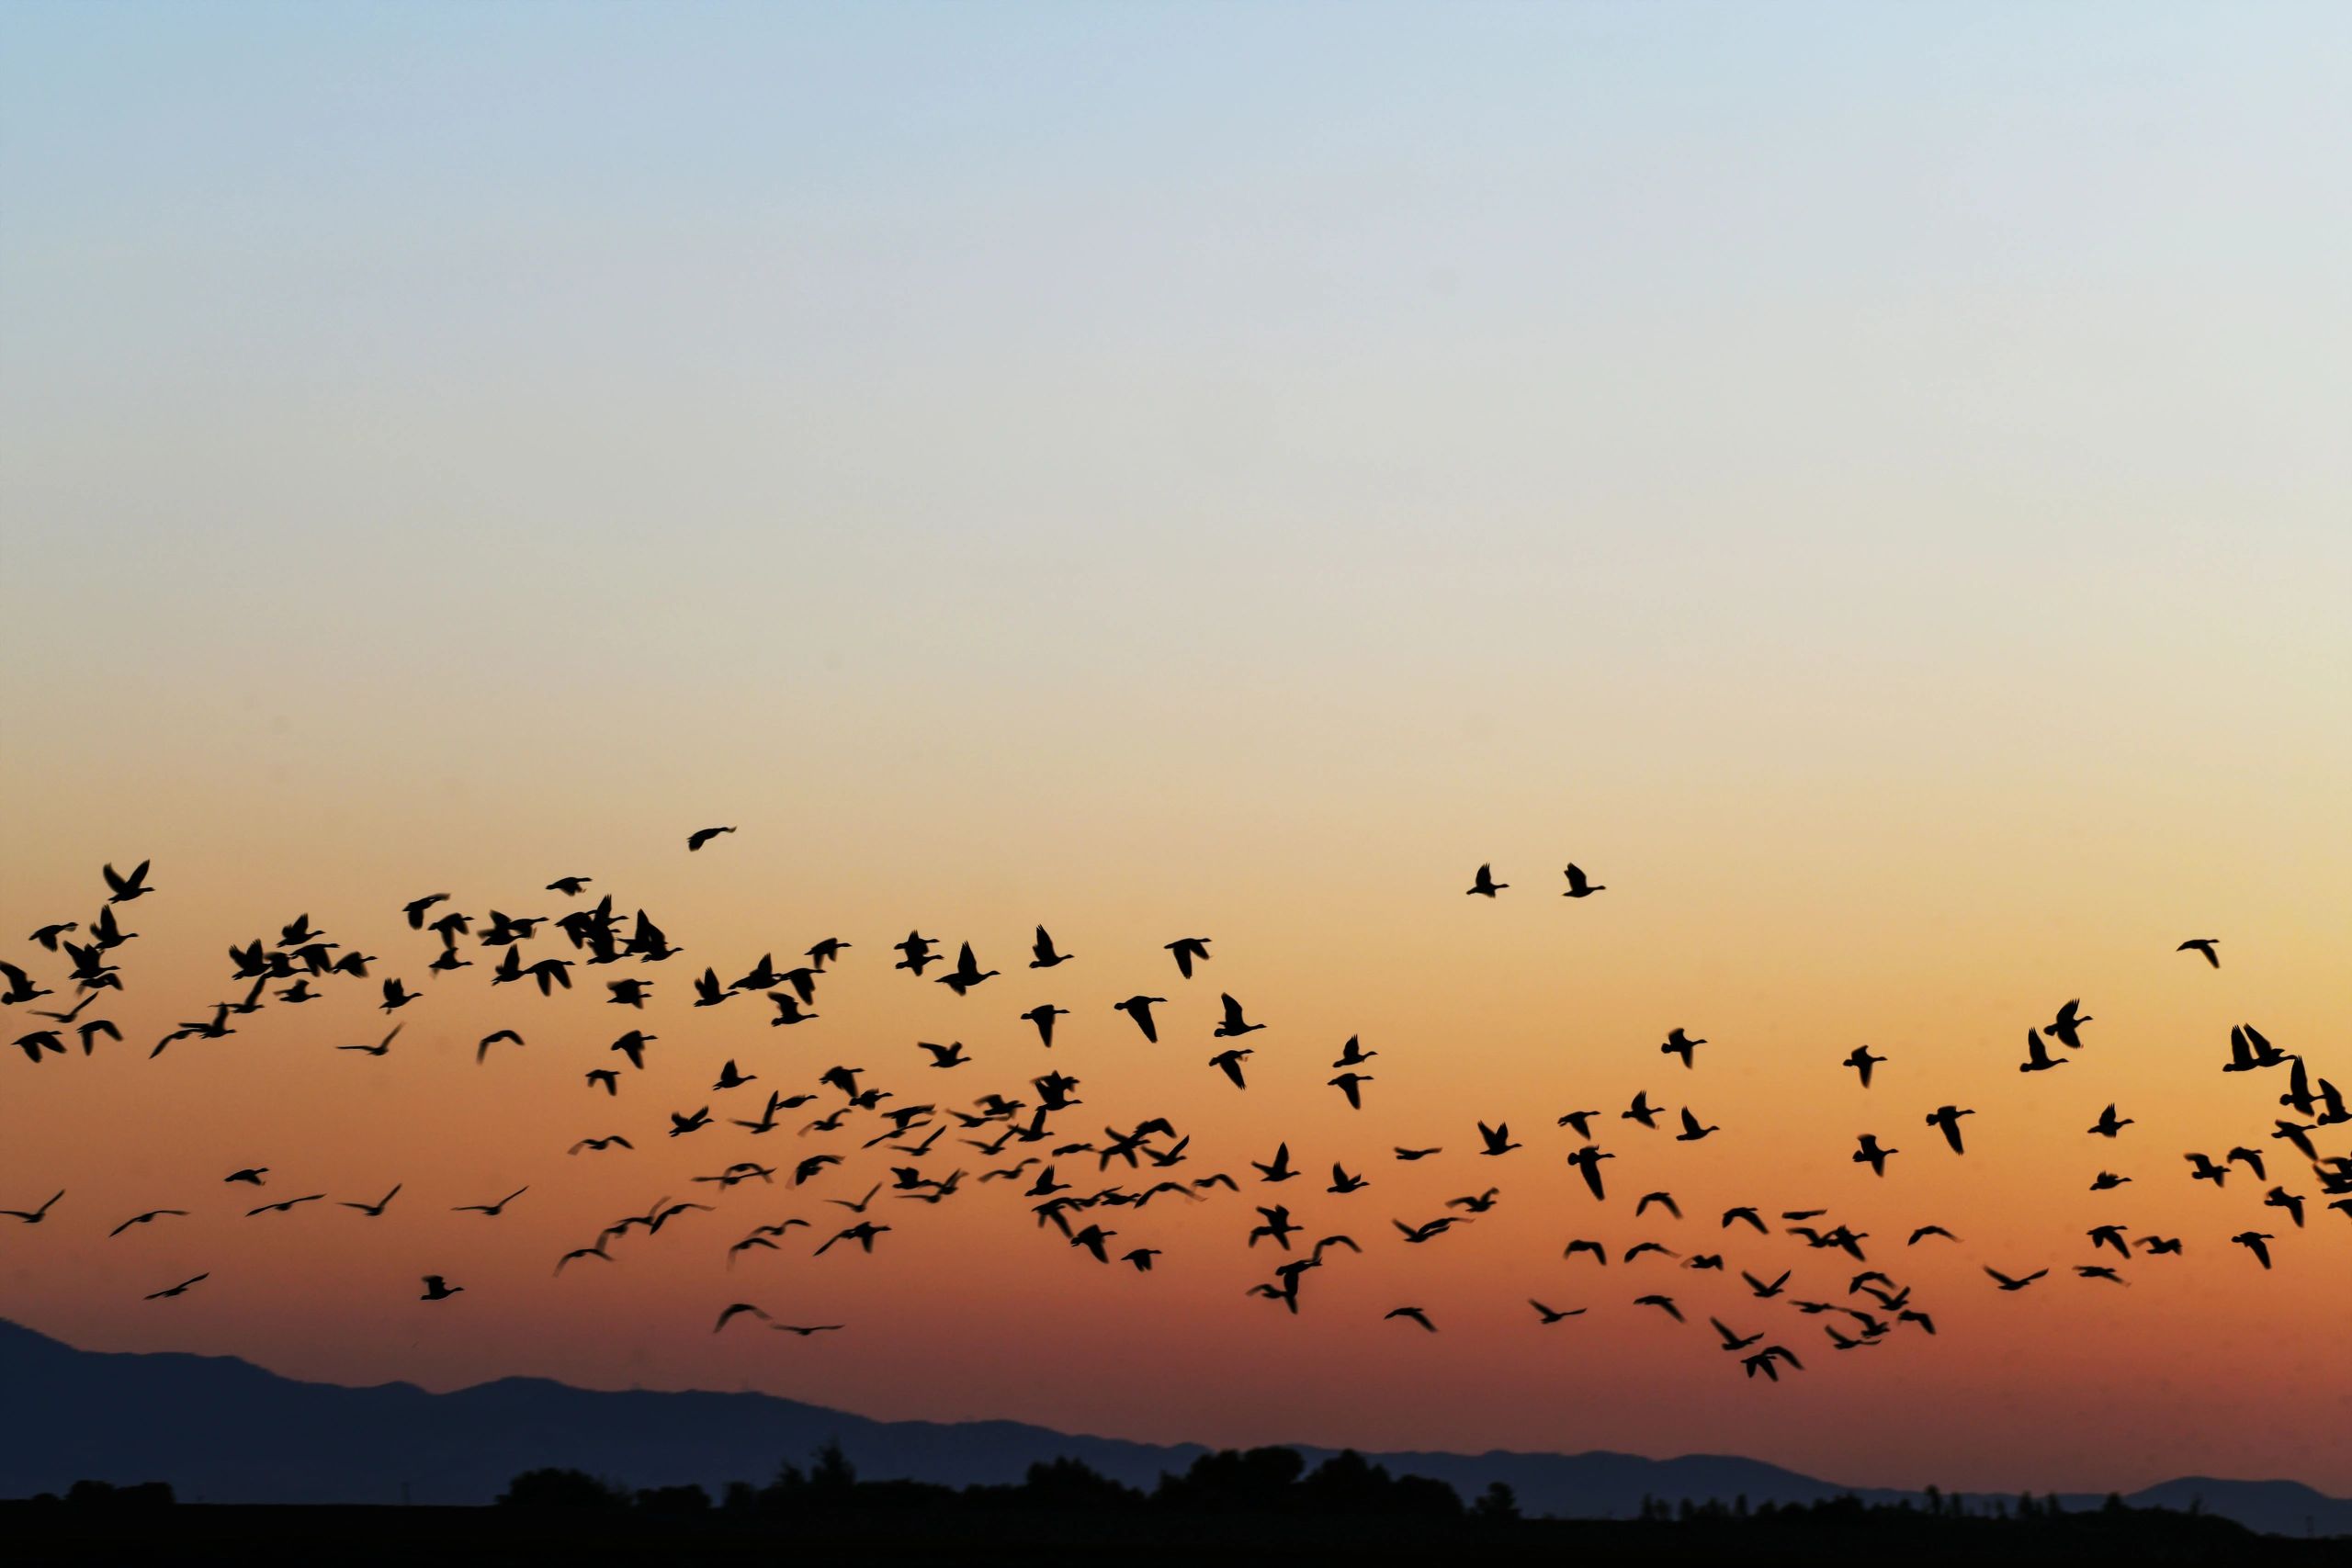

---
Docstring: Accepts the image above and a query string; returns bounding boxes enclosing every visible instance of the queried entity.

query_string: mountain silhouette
[4,1320,2343,1538]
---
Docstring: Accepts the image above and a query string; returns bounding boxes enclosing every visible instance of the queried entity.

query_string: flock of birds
[5,842,2346,1386]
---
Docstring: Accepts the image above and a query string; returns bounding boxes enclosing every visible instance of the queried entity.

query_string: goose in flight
[1852,1134,1896,1177]
[2088,1103,2133,1138]
[454,1186,528,1217]
[686,826,736,851]
[1385,1306,1437,1332]
[1675,1108,1718,1143]
[420,1275,463,1301]
[1476,1121,1521,1156]
[2018,1029,2065,1074]
[1466,863,1507,897]
[1659,1029,1704,1069]
[1,1190,63,1224]
[714,1302,774,1333]
[144,1273,209,1301]
[1566,1145,1613,1200]
[1925,1105,1973,1154]
[1329,1071,1373,1110]
[1560,863,1605,898]
[341,1186,401,1217]
[1165,937,1213,978]
[1029,927,1072,968]
[1212,994,1263,1038]
[1984,1267,2048,1292]
[1113,996,1166,1043]
[247,1194,324,1216]
[337,1025,401,1057]
[2046,999,2094,1051]
[937,943,999,996]
[2230,1231,2275,1269]
[1530,1300,1586,1324]
[103,860,154,903]
[2177,938,2220,968]
[1843,1045,1884,1088]
[1209,1049,1252,1089]
[109,1208,188,1236]
[1020,1004,1069,1047]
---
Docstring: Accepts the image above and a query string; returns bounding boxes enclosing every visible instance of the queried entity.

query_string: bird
[1925,1105,1974,1154]
[1466,863,1507,897]
[1,1191,63,1224]
[1634,1294,1683,1323]
[773,1324,845,1337]
[1561,863,1606,897]
[1530,1301,1586,1324]
[224,1168,268,1186]
[2088,1103,2134,1139]
[109,1208,188,1236]
[1385,1306,1437,1332]
[1843,1045,1884,1088]
[1020,1004,1069,1047]
[1028,926,1072,968]
[686,826,736,851]
[2177,939,2220,968]
[1675,1108,1717,1142]
[2231,1231,2276,1269]
[714,1303,774,1333]
[1329,1072,1373,1110]
[1852,1134,1897,1177]
[2046,999,2094,1051]
[453,1186,527,1217]
[1984,1267,2048,1292]
[420,1276,463,1301]
[246,1194,324,1216]
[1113,996,1165,1043]
[341,1186,401,1217]
[937,943,999,997]
[144,1273,209,1301]
[102,860,153,903]
[2018,1029,2064,1074]
[336,1025,401,1056]
[1566,1145,1613,1201]
[1476,1121,1521,1156]
[1208,1049,1252,1089]
[1212,994,1263,1038]
[1660,1028,1704,1069]
[1165,937,1212,978]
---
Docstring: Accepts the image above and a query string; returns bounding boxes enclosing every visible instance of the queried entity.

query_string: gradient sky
[3,2,2348,1500]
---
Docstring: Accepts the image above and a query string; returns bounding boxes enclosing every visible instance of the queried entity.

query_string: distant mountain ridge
[4,1319,2343,1538]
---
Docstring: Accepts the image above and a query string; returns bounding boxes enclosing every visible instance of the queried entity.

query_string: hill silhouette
[5,1319,2344,1540]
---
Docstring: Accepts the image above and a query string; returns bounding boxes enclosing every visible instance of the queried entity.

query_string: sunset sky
[3,3,2347,1499]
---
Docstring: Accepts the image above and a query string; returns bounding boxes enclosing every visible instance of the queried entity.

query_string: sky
[2,1,2348,1499]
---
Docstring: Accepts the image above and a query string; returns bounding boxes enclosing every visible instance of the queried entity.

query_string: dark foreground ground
[6,1501,2344,1566]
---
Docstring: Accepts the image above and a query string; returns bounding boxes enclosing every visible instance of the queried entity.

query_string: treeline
[499,1441,1512,1522]
[484,1441,2314,1560]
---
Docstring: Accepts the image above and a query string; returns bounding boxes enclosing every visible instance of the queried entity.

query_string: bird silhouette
[1466,863,1507,897]
[341,1186,401,1217]
[1843,1045,1884,1088]
[1165,937,1212,978]
[2177,938,2220,968]
[1385,1306,1437,1332]
[1561,863,1606,898]
[420,1275,463,1301]
[143,1273,208,1301]
[686,826,736,851]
